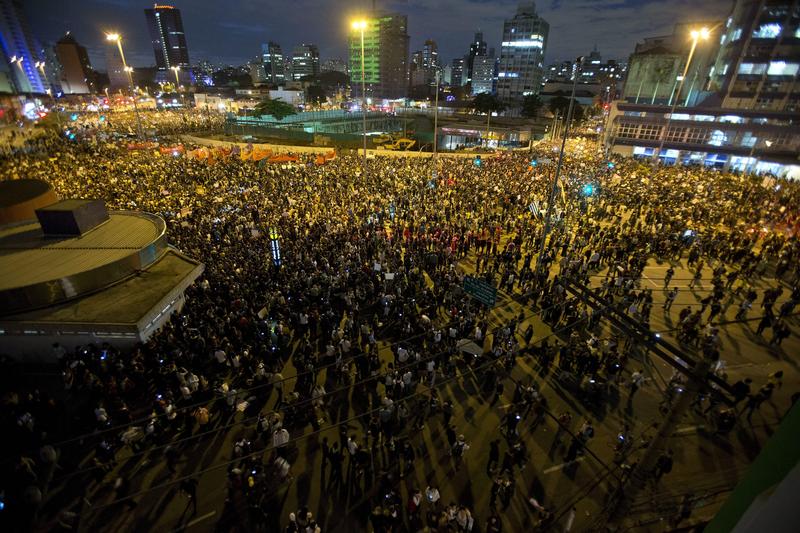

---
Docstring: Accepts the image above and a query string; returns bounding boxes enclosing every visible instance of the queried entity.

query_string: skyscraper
[466,31,487,85]
[105,44,128,92]
[144,4,190,73]
[349,12,409,98]
[471,52,495,95]
[497,2,549,101]
[450,57,465,87]
[54,33,93,94]
[291,43,320,80]
[261,42,285,85]
[0,0,48,94]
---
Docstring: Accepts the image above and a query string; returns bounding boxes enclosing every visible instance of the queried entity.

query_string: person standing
[487,439,500,475]
[179,477,199,516]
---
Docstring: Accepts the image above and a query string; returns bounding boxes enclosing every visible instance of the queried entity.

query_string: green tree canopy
[471,92,506,115]
[254,97,297,121]
[549,96,584,124]
[521,94,543,118]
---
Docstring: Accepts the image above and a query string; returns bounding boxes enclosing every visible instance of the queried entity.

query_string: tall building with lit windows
[709,0,799,111]
[496,2,549,101]
[603,0,800,178]
[349,12,409,99]
[0,0,48,94]
[144,4,190,73]
[291,43,319,80]
[261,42,285,85]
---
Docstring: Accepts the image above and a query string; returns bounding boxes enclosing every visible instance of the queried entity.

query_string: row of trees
[253,91,585,123]
[471,92,585,122]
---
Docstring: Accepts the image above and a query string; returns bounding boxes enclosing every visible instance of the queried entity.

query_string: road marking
[172,511,217,531]
[543,457,584,474]
[674,425,705,435]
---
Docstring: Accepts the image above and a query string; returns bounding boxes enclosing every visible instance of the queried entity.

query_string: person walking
[179,477,199,516]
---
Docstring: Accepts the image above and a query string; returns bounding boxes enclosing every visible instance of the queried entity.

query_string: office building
[450,57,465,87]
[471,53,495,95]
[410,39,439,88]
[709,1,799,111]
[144,4,190,79]
[261,42,285,85]
[349,13,409,99]
[604,0,800,178]
[497,2,550,101]
[54,33,93,94]
[466,31,487,85]
[249,58,267,85]
[0,0,48,94]
[322,58,348,75]
[291,43,319,80]
[622,22,719,106]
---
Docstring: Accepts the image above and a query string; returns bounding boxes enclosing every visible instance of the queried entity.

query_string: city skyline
[26,0,733,72]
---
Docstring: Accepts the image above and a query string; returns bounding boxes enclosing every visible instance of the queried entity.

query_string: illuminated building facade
[497,2,549,101]
[349,13,409,99]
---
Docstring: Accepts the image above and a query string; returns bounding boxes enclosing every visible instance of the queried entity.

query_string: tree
[254,97,298,121]
[549,96,584,124]
[521,94,543,118]
[305,85,327,107]
[471,92,506,115]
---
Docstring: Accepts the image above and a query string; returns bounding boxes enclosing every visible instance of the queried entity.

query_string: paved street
[35,235,798,533]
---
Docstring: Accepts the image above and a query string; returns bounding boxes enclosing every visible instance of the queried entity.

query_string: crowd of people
[0,112,798,532]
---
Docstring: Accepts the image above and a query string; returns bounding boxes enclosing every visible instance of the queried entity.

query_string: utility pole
[536,57,583,274]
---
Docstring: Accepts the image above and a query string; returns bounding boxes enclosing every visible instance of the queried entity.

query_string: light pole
[537,56,583,274]
[433,69,440,167]
[653,27,709,163]
[352,20,368,180]
[106,33,143,139]
[45,88,62,129]
[170,66,185,108]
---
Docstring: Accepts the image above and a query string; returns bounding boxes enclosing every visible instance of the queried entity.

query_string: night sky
[27,0,732,72]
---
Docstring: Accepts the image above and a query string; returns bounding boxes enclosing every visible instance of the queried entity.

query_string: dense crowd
[0,115,798,532]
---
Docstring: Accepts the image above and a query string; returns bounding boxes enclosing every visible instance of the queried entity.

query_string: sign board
[463,276,497,306]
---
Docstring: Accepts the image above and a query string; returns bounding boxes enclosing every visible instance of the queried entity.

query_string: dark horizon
[27,0,732,74]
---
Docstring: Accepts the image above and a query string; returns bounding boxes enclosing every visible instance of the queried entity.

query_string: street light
[352,19,368,180]
[105,32,143,139]
[653,26,710,163]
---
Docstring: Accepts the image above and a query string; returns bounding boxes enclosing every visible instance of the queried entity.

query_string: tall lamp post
[536,56,583,274]
[170,66,184,108]
[352,19,368,180]
[433,69,440,169]
[105,33,143,139]
[653,27,709,163]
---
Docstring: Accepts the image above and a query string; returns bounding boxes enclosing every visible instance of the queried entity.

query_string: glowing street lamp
[654,26,710,163]
[351,19,368,180]
[105,32,143,138]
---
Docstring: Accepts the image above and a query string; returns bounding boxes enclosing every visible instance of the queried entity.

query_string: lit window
[768,61,800,76]
[753,24,782,38]
[708,130,727,146]
[719,115,743,123]
[731,28,742,41]
[722,64,729,75]
[738,63,767,75]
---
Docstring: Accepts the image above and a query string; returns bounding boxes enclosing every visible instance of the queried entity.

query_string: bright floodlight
[352,20,367,30]
[106,33,120,42]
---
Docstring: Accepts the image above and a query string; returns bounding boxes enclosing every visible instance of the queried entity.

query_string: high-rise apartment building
[54,33,93,94]
[0,0,48,94]
[144,4,190,73]
[349,13,409,98]
[497,2,549,101]
[291,44,319,80]
[709,0,800,112]
[261,42,285,85]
